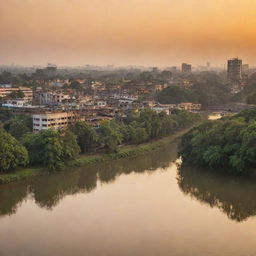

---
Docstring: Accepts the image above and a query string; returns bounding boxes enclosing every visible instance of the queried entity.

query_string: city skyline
[1,0,256,66]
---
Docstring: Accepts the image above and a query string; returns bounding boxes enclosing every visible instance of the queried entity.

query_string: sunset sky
[1,0,256,67]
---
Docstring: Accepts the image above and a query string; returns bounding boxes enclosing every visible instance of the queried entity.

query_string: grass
[0,128,190,185]
[0,168,43,184]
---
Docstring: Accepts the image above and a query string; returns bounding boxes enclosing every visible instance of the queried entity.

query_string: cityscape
[2,0,256,256]
[0,57,252,133]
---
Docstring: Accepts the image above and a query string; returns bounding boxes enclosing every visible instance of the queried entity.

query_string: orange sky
[1,0,256,67]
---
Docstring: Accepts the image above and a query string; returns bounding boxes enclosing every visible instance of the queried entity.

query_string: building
[0,87,33,102]
[94,99,107,107]
[177,102,201,111]
[242,64,249,75]
[2,99,32,108]
[181,63,192,74]
[227,58,242,84]
[32,111,80,132]
[39,92,71,105]
[34,64,57,79]
[151,106,170,115]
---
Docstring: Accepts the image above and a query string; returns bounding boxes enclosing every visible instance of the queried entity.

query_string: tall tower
[227,58,242,84]
[181,63,192,74]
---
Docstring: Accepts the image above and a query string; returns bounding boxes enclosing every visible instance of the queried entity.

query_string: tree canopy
[0,128,29,172]
[23,129,80,170]
[179,107,256,173]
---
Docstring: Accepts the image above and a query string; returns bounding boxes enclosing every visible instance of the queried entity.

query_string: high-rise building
[242,64,249,74]
[227,58,242,84]
[181,63,192,74]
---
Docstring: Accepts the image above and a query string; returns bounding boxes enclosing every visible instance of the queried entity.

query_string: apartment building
[0,87,33,101]
[182,63,192,74]
[227,58,242,84]
[39,92,71,105]
[32,111,79,132]
[178,102,201,111]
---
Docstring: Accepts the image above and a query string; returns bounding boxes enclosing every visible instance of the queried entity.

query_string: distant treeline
[0,108,201,172]
[156,72,231,106]
[179,107,256,173]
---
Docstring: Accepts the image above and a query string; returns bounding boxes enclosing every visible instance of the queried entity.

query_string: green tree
[0,128,28,172]
[7,90,25,99]
[179,107,256,172]
[23,129,79,170]
[98,121,122,152]
[61,129,81,159]
[70,122,98,153]
[70,80,83,91]
[4,115,32,139]
[246,92,256,104]
[0,108,13,123]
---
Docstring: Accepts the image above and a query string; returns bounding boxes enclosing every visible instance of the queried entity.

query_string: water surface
[1,139,256,256]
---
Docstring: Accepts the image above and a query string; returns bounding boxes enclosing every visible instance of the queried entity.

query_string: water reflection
[0,140,178,217]
[177,164,256,222]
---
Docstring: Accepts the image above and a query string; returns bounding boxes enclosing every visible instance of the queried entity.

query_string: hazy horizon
[1,0,256,67]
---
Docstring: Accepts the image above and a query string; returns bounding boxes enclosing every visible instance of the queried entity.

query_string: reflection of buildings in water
[177,164,256,222]
[0,140,178,217]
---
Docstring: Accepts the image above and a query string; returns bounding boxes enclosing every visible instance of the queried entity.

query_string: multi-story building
[32,111,80,132]
[39,92,71,105]
[242,64,249,75]
[177,102,201,111]
[227,58,242,84]
[2,99,32,108]
[0,87,33,102]
[181,63,192,74]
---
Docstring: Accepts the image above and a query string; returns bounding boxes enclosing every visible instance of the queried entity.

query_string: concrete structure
[94,100,107,107]
[32,111,79,132]
[242,64,249,74]
[2,99,32,108]
[181,63,192,74]
[39,92,71,105]
[227,58,242,84]
[177,102,201,111]
[35,64,57,79]
[0,87,33,101]
[151,106,170,115]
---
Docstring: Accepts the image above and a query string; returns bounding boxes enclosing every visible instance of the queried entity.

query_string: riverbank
[0,128,189,185]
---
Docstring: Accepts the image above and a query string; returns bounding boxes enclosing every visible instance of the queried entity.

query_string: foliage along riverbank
[0,108,201,173]
[179,107,256,173]
[0,128,190,184]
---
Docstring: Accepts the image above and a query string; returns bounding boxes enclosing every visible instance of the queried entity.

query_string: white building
[32,111,79,132]
[151,106,170,115]
[2,99,32,108]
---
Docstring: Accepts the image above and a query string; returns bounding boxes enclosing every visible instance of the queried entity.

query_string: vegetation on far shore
[179,107,256,173]
[0,128,188,184]
[0,108,201,183]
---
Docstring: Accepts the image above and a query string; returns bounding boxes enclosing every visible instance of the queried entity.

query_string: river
[1,135,256,255]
